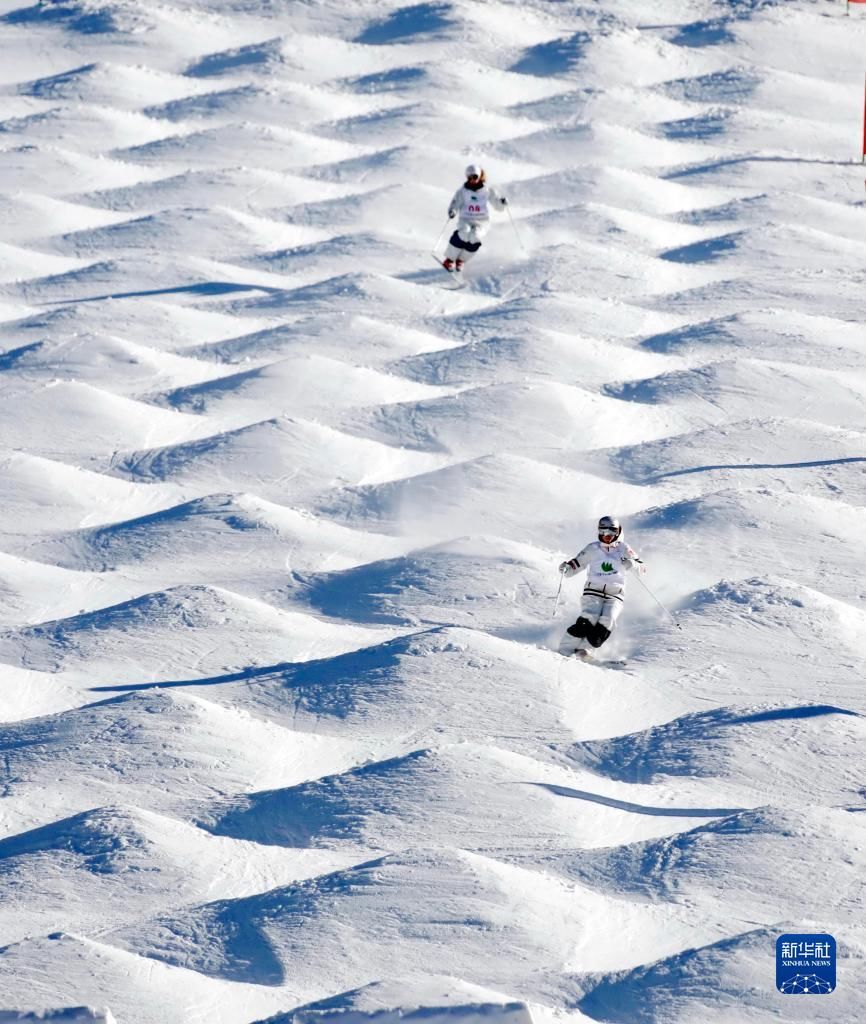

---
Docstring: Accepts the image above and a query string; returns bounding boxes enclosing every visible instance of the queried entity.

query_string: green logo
[601,561,614,572]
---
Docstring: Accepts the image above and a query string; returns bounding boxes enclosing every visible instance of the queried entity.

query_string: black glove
[448,209,456,219]
[501,197,508,206]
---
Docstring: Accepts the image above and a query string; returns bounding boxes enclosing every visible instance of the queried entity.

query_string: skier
[441,164,508,273]
[557,515,645,658]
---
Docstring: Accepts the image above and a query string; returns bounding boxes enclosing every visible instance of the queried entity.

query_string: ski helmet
[465,163,484,181]
[598,515,622,543]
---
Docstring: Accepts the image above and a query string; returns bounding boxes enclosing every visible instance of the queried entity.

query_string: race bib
[461,192,489,219]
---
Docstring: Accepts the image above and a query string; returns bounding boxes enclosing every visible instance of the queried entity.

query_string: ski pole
[505,204,525,250]
[633,569,682,630]
[431,217,451,257]
[552,569,565,618]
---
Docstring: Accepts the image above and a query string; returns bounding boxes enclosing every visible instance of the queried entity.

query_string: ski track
[0,1,865,1022]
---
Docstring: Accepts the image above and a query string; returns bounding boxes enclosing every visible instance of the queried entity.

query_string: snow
[0,1010,116,1024]
[0,0,865,1022]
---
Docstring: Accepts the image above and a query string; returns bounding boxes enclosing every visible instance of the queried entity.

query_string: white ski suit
[444,181,508,265]
[557,539,642,656]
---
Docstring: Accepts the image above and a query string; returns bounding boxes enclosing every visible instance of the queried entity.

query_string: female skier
[557,515,645,658]
[441,164,508,273]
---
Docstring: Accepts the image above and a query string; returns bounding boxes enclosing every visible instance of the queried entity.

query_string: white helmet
[464,163,484,180]
[598,515,622,543]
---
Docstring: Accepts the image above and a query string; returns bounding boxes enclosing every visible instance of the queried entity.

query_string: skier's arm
[488,185,508,209]
[559,543,592,577]
[447,187,463,218]
[622,545,646,574]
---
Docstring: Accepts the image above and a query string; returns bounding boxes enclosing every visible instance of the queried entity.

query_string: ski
[562,649,628,669]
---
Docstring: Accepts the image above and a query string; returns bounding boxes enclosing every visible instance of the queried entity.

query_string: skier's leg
[586,621,611,648]
[587,596,624,649]
[442,232,461,266]
[559,592,602,655]
[455,223,487,268]
[444,221,477,262]
[567,617,592,638]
